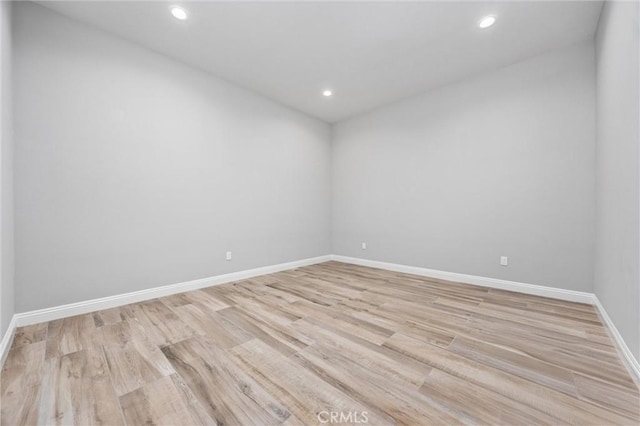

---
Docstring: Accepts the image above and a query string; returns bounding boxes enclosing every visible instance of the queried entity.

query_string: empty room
[0,0,638,424]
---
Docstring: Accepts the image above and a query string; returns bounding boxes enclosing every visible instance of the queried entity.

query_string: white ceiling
[37,1,603,123]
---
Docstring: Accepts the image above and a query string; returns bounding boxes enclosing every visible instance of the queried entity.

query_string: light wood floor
[1,262,638,425]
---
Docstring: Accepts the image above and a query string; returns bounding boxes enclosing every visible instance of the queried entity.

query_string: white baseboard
[0,315,17,367]
[5,253,639,385]
[330,255,594,304]
[592,296,640,384]
[331,254,639,383]
[14,255,331,327]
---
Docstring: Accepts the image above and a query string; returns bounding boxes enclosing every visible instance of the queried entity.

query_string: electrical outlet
[226,251,232,261]
[500,256,508,266]
[362,242,367,250]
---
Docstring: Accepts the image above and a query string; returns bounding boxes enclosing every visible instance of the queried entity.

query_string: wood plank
[171,303,254,349]
[1,261,637,425]
[292,344,465,425]
[448,336,580,396]
[162,336,293,424]
[119,375,212,425]
[216,306,309,356]
[10,323,48,349]
[383,332,636,425]
[573,373,640,419]
[37,348,124,425]
[230,339,393,425]
[420,368,565,425]
[45,314,97,359]
[92,307,125,328]
[292,318,430,390]
[1,341,46,426]
[122,299,197,346]
[98,321,176,396]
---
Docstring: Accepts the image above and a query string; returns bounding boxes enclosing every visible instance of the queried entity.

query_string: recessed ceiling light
[478,15,496,29]
[171,6,188,21]
[323,90,333,97]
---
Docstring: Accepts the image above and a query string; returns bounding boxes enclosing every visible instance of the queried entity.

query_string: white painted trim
[0,315,17,367]
[14,255,331,327]
[8,252,640,384]
[331,255,594,304]
[592,295,640,384]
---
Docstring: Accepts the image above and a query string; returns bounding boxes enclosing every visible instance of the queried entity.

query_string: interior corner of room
[0,0,638,423]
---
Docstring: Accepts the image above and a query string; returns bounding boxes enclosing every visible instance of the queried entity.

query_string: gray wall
[594,1,640,361]
[0,0,14,338]
[13,3,331,312]
[332,42,596,292]
[11,1,633,359]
